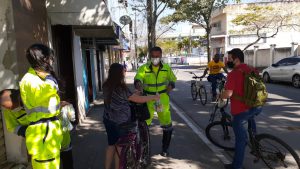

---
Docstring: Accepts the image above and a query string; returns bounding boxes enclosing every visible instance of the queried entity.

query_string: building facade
[210,2,300,67]
[0,0,128,167]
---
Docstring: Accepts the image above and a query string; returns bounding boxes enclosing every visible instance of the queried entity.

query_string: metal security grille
[0,112,7,165]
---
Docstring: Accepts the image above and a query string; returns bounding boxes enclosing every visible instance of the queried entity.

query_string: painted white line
[170,101,231,164]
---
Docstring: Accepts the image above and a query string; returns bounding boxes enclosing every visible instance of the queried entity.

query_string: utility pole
[132,7,141,70]
[134,9,138,70]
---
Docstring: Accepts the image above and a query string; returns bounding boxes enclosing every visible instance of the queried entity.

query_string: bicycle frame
[117,120,150,169]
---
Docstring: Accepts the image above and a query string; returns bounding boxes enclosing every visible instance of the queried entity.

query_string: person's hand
[152,94,160,101]
[60,101,70,107]
[133,89,142,96]
[135,81,143,92]
[167,85,173,93]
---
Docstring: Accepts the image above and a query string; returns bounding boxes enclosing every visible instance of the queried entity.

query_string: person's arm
[3,110,27,137]
[134,65,145,91]
[220,73,235,99]
[222,62,229,74]
[128,93,160,103]
[200,68,209,78]
[223,67,229,74]
[167,66,177,92]
[220,90,233,99]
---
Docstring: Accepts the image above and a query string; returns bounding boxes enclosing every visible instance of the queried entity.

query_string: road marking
[170,101,231,164]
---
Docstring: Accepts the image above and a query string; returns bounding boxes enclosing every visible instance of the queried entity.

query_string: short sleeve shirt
[103,86,132,124]
[208,61,225,75]
[225,64,255,115]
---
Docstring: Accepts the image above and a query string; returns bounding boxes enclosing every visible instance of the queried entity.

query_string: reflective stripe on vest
[25,104,60,115]
[144,82,168,87]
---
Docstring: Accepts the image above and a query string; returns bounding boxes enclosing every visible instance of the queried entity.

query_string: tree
[133,0,174,52]
[231,4,300,51]
[156,39,179,55]
[162,0,240,61]
[162,0,240,62]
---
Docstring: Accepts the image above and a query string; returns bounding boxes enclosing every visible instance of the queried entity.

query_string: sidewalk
[71,71,225,169]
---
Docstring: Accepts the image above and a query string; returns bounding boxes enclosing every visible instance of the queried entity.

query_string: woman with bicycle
[103,63,159,169]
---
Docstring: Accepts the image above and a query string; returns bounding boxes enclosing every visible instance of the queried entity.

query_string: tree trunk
[206,28,211,62]
[147,0,153,53]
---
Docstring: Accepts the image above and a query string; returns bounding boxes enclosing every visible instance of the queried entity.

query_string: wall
[245,47,291,67]
[73,35,87,123]
[12,0,49,76]
[0,0,49,163]
[256,49,270,67]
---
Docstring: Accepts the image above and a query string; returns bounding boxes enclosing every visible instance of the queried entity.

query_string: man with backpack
[221,48,268,169]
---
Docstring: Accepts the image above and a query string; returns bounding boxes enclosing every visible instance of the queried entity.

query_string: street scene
[0,0,300,169]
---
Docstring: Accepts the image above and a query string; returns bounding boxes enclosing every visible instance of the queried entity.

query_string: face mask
[12,106,22,112]
[227,61,234,69]
[151,58,161,66]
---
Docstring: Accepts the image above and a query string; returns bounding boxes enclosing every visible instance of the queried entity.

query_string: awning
[73,25,117,39]
[46,0,112,26]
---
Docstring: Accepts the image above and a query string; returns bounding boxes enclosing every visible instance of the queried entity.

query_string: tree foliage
[231,4,300,50]
[161,0,240,61]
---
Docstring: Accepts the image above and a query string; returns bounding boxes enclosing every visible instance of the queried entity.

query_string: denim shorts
[103,117,133,145]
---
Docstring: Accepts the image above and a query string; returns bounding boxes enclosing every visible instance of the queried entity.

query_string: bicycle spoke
[205,122,235,151]
[257,134,300,169]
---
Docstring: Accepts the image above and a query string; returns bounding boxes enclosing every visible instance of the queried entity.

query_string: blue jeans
[232,107,262,169]
[207,73,225,97]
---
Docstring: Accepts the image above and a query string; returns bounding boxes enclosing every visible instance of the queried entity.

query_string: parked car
[262,56,300,88]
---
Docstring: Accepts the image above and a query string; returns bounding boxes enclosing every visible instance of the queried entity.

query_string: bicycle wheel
[122,145,139,169]
[205,121,235,151]
[199,86,207,106]
[139,121,151,168]
[256,133,300,169]
[191,83,198,100]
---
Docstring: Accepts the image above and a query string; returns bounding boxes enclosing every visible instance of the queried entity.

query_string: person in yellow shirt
[0,89,29,137]
[200,54,228,100]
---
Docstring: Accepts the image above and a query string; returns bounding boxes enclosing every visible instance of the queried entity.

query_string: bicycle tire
[256,133,300,169]
[199,86,207,106]
[139,121,151,168]
[191,83,198,100]
[205,121,235,151]
[121,145,139,169]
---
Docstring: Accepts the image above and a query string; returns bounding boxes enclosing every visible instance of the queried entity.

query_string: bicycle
[190,72,207,105]
[116,117,150,169]
[205,108,300,168]
[208,77,229,123]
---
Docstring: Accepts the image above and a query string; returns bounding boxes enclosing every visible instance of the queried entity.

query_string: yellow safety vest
[135,62,177,95]
[3,109,29,134]
[19,67,63,160]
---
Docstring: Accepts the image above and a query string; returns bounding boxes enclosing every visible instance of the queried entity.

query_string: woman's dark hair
[103,63,127,103]
[26,44,63,93]
[26,43,55,73]
[229,48,244,63]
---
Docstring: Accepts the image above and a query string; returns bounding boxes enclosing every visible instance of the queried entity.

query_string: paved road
[72,70,224,169]
[72,65,300,169]
[170,65,300,169]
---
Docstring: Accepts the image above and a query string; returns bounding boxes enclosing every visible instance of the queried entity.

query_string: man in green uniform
[134,46,177,157]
